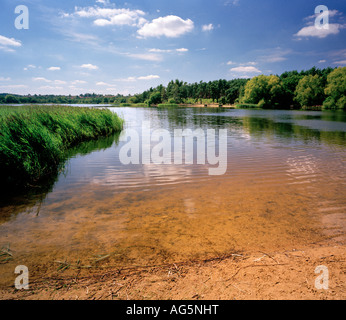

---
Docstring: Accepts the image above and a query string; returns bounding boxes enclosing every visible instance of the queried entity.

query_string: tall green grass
[0,105,123,189]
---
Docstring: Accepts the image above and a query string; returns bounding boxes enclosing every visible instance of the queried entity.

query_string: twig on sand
[225,263,287,285]
[0,244,13,264]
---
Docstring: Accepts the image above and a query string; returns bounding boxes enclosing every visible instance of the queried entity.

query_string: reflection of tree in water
[154,106,242,131]
[241,116,346,147]
[154,107,346,147]
[0,132,121,224]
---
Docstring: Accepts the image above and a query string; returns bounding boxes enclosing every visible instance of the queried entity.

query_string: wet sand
[1,244,344,300]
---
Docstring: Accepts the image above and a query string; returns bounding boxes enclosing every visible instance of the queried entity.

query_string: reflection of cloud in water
[90,163,194,188]
[286,155,318,184]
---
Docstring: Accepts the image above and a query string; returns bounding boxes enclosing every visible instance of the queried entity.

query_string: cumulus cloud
[24,64,36,71]
[96,0,110,5]
[32,77,52,83]
[113,77,137,82]
[96,81,116,87]
[47,66,61,71]
[67,6,146,27]
[230,66,261,73]
[113,75,160,82]
[137,75,160,80]
[295,9,345,39]
[71,80,87,84]
[0,84,27,90]
[54,80,66,85]
[80,63,99,70]
[202,24,214,32]
[149,48,173,53]
[149,48,188,53]
[137,15,194,38]
[334,60,346,65]
[126,53,163,62]
[0,35,21,52]
[295,23,345,39]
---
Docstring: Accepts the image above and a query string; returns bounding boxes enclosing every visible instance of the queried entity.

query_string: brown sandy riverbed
[1,243,344,300]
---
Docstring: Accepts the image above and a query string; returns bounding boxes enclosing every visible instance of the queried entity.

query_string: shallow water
[0,107,345,283]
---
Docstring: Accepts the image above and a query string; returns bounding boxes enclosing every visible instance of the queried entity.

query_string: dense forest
[0,93,120,105]
[131,66,345,109]
[1,67,345,109]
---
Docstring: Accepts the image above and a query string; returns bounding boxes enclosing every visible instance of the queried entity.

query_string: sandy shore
[1,243,344,300]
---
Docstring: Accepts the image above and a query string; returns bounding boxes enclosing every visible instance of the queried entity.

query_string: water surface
[0,107,345,283]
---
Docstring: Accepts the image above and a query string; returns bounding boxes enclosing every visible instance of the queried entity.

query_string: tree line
[0,93,122,105]
[132,66,345,109]
[1,67,345,109]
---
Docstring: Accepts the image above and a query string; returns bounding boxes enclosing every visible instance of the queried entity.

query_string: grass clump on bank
[0,105,123,189]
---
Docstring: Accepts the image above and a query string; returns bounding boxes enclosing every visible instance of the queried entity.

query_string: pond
[0,106,345,284]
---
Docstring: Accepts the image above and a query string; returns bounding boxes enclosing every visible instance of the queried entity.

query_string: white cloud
[137,75,160,80]
[202,24,214,32]
[334,60,346,65]
[225,0,240,6]
[0,84,27,89]
[303,9,342,22]
[80,63,99,70]
[295,10,345,39]
[71,80,87,84]
[39,86,64,91]
[63,32,100,46]
[24,64,36,71]
[113,77,137,82]
[230,66,261,73]
[0,77,11,81]
[68,6,146,28]
[148,48,188,54]
[295,23,345,39]
[176,48,188,52]
[96,81,116,87]
[227,61,236,65]
[137,15,194,38]
[47,66,61,71]
[126,53,163,62]
[0,35,22,52]
[32,77,52,83]
[318,59,327,63]
[113,75,160,82]
[54,80,66,85]
[257,48,292,63]
[149,48,173,53]
[96,0,110,5]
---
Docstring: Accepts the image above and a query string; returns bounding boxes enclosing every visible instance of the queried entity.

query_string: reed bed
[0,105,123,189]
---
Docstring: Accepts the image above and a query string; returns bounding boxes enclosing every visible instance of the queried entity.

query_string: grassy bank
[0,105,123,189]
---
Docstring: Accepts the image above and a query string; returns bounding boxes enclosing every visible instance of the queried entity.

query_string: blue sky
[0,0,345,95]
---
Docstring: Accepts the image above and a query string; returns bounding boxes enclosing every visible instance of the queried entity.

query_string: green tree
[323,67,346,110]
[4,95,20,104]
[294,74,325,107]
[280,71,303,108]
[242,75,283,108]
[148,92,162,106]
[225,79,249,104]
